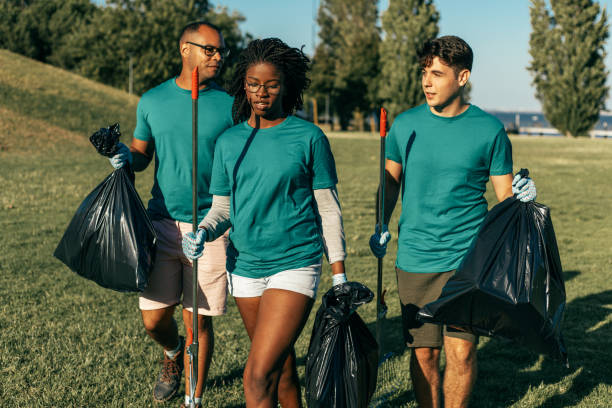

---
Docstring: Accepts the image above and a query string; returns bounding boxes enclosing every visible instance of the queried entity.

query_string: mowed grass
[1,49,612,407]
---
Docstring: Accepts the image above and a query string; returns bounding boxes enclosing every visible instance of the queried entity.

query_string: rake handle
[189,66,199,408]
[376,108,387,360]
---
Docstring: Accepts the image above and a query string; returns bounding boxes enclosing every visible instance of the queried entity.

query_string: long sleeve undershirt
[313,187,346,264]
[199,188,346,264]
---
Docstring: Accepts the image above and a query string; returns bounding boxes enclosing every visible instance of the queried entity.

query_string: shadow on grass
[563,270,580,282]
[473,288,612,408]
[207,366,244,389]
[365,314,408,358]
[365,315,415,407]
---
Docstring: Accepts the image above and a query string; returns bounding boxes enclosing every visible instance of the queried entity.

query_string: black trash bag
[305,282,379,408]
[417,187,567,364]
[90,123,121,157]
[54,125,156,292]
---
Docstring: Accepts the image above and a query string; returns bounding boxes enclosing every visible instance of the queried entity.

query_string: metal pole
[325,94,330,130]
[376,107,388,361]
[188,66,199,408]
[312,0,317,52]
[128,55,133,95]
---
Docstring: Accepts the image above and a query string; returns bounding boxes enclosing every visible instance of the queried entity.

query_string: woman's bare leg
[235,289,313,408]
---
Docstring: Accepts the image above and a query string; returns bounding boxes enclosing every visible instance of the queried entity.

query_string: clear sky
[212,0,612,112]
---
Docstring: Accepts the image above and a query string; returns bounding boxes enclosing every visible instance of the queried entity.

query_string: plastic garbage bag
[54,124,156,292]
[417,195,567,364]
[305,282,379,408]
[89,123,121,157]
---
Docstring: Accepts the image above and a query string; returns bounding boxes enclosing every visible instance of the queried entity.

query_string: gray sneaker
[153,336,185,402]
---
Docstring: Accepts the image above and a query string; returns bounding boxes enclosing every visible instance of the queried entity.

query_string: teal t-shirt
[386,104,513,273]
[134,78,233,223]
[210,116,338,278]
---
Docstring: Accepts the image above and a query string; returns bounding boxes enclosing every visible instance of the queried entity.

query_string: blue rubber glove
[182,229,207,260]
[512,173,537,202]
[332,273,347,286]
[369,224,391,258]
[109,143,133,169]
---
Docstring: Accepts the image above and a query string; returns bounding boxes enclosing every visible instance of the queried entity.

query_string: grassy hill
[1,49,612,407]
[0,49,138,150]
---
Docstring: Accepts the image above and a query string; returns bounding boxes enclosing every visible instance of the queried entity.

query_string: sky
[212,0,612,112]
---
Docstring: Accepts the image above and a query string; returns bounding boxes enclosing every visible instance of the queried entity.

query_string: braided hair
[228,38,311,124]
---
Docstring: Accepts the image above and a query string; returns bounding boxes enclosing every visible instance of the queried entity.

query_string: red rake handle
[186,327,193,347]
[376,107,387,362]
[192,67,199,100]
[189,66,199,407]
[380,107,387,138]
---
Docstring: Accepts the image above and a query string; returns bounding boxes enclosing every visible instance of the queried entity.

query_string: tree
[311,0,380,129]
[0,0,96,64]
[57,0,248,94]
[66,0,212,94]
[378,0,438,121]
[207,6,252,88]
[529,0,609,137]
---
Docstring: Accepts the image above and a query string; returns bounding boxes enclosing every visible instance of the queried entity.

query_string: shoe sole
[152,337,185,403]
[152,388,179,403]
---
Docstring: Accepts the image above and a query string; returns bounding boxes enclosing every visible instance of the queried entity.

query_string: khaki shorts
[396,268,478,348]
[139,218,228,316]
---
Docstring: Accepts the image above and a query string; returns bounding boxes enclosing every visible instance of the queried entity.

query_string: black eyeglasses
[245,81,282,95]
[187,41,230,58]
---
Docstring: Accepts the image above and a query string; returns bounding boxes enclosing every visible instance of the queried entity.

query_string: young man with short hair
[370,36,536,408]
[109,21,233,407]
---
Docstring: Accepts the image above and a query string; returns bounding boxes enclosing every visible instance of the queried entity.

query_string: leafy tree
[378,0,438,120]
[58,0,247,94]
[207,6,252,88]
[0,0,96,64]
[0,2,20,51]
[311,0,380,129]
[63,0,212,94]
[529,0,609,137]
[0,0,249,95]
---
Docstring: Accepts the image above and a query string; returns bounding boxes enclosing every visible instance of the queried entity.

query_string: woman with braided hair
[182,37,347,407]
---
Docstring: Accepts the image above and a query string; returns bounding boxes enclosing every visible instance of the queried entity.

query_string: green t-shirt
[386,104,513,273]
[210,116,338,278]
[134,78,233,223]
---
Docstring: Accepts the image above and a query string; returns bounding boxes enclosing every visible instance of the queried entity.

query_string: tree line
[0,0,608,136]
[0,0,250,95]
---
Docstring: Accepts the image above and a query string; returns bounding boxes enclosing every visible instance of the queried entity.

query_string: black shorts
[396,268,478,348]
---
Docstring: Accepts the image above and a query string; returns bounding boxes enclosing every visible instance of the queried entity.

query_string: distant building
[487,110,612,138]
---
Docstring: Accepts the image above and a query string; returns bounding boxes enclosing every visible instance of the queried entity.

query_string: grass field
[1,49,612,407]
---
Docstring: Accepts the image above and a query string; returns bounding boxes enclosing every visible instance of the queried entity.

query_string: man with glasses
[108,21,233,407]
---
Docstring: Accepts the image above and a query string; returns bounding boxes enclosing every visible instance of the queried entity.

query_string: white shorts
[228,263,322,299]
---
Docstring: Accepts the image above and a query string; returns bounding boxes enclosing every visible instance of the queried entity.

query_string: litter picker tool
[371,107,398,407]
[376,107,388,360]
[187,66,199,408]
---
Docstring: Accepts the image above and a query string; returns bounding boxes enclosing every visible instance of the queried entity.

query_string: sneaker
[153,336,185,402]
[180,404,202,408]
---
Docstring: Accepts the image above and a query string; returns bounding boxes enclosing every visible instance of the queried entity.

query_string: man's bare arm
[378,159,403,225]
[130,138,154,172]
[490,173,513,202]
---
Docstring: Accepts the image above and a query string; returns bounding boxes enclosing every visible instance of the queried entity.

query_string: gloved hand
[512,173,537,202]
[182,229,207,260]
[109,142,133,169]
[332,273,347,286]
[369,224,391,258]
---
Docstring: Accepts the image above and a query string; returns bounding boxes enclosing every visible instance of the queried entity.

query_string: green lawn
[1,49,612,407]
